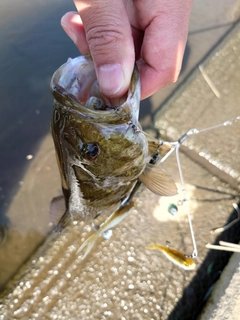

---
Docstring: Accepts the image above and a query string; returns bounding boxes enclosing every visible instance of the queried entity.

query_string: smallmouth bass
[50,55,177,252]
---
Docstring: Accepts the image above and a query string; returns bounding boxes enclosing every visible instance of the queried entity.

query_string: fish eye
[81,143,100,161]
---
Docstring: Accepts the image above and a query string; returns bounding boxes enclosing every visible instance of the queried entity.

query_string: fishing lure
[145,243,196,270]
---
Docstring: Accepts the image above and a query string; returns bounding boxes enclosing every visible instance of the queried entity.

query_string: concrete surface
[155,22,240,189]
[199,251,240,320]
[155,21,240,320]
[0,153,238,320]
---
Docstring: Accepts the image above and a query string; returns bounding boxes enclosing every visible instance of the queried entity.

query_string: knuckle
[86,24,125,54]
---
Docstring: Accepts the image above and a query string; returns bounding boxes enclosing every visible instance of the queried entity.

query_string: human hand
[61,0,192,100]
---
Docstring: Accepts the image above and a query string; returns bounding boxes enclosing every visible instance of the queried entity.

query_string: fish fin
[50,195,66,224]
[158,143,172,158]
[99,201,134,232]
[76,233,97,260]
[140,164,177,196]
[77,201,134,259]
[55,209,71,232]
[145,243,159,250]
[147,138,172,158]
[147,137,161,156]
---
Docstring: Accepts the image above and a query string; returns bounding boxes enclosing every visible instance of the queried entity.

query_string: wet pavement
[0,154,239,320]
[0,1,240,319]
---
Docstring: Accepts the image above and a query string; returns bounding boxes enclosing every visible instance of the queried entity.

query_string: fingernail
[97,64,125,95]
[61,23,77,44]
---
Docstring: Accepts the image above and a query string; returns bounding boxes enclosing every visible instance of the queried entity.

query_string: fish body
[50,55,177,231]
[51,55,147,228]
[146,243,196,270]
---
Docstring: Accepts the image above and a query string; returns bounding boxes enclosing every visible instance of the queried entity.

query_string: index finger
[137,1,192,99]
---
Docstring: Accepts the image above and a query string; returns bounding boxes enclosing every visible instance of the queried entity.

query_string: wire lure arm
[157,116,240,259]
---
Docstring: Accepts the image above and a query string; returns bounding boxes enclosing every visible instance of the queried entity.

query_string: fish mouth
[50,55,140,124]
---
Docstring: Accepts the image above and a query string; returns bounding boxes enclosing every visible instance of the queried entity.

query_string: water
[0,0,79,289]
[0,0,76,199]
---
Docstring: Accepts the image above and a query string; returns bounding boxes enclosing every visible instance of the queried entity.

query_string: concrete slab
[153,20,240,320]
[199,251,240,320]
[155,22,240,190]
[0,153,239,319]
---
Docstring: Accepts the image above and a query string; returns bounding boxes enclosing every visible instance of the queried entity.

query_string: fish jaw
[51,55,141,124]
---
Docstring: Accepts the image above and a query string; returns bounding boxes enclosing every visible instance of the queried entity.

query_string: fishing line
[128,115,239,259]
[158,115,240,259]
[211,203,240,234]
[175,145,198,258]
[158,131,198,258]
[192,116,240,134]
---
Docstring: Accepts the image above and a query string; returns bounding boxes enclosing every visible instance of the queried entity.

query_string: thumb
[73,0,135,98]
